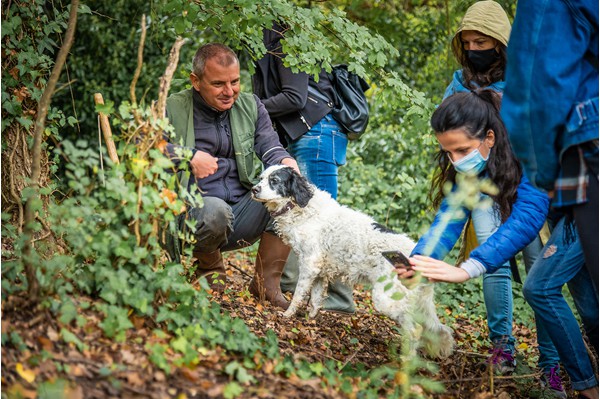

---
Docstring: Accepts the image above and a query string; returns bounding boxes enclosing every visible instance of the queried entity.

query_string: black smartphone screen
[381,250,411,268]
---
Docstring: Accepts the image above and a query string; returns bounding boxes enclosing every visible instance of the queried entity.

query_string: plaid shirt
[553,140,599,209]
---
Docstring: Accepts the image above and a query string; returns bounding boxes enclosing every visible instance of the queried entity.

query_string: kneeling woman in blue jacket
[402,90,550,374]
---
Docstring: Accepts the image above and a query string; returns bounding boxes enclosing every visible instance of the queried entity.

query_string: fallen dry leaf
[65,384,85,399]
[5,382,37,399]
[15,362,36,383]
[125,371,144,386]
[37,336,54,351]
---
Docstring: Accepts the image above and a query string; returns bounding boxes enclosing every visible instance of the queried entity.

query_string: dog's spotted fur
[252,165,454,358]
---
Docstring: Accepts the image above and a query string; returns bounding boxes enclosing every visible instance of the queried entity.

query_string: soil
[1,253,583,399]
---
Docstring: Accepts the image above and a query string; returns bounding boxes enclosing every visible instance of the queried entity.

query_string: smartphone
[381,250,411,268]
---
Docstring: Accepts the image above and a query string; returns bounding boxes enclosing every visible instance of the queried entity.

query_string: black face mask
[466,48,498,72]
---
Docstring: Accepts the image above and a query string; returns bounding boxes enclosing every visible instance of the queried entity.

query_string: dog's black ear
[288,171,313,207]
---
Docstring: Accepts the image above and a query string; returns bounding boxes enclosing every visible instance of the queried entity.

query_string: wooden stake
[94,93,120,164]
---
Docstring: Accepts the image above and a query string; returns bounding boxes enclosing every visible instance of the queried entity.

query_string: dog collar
[270,202,296,217]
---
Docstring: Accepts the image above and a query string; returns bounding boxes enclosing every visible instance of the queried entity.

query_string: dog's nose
[251,186,260,195]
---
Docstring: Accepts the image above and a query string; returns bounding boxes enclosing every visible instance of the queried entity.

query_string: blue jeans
[471,203,516,353]
[522,236,562,372]
[523,216,599,391]
[283,114,354,312]
[473,203,565,371]
[287,114,348,199]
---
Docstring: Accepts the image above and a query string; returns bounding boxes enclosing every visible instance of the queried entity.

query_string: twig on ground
[455,349,488,358]
[440,372,540,384]
[338,344,364,371]
[227,261,253,279]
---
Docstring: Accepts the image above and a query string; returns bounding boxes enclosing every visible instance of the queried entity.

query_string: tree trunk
[22,0,80,304]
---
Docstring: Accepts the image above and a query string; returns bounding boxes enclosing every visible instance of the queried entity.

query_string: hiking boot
[192,250,227,294]
[248,232,290,310]
[540,366,567,399]
[488,345,516,375]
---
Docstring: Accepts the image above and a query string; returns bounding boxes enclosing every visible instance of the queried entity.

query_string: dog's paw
[422,325,455,359]
[282,308,295,318]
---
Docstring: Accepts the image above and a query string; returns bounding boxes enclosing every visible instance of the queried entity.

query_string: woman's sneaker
[488,345,516,375]
[540,366,567,399]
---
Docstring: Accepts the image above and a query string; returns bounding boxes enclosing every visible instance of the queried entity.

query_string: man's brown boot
[192,250,227,294]
[249,232,290,310]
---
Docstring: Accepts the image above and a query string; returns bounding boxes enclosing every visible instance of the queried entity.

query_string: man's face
[190,57,240,112]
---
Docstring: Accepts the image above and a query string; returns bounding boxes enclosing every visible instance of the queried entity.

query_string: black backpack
[328,65,370,140]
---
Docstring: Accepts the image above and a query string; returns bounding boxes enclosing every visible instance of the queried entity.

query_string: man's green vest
[165,89,260,189]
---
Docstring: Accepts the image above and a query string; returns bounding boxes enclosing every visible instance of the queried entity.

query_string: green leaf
[148,343,171,373]
[58,300,78,325]
[309,362,324,376]
[79,4,92,14]
[171,335,189,354]
[60,328,87,352]
[390,292,405,301]
[95,100,114,115]
[223,382,243,399]
[16,116,34,130]
[173,17,186,35]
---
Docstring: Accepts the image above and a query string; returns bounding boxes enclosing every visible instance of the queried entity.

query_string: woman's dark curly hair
[451,33,507,88]
[429,89,521,222]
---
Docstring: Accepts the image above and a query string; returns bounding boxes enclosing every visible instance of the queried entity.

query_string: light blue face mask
[449,145,489,175]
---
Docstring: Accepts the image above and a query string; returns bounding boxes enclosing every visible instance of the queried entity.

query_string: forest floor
[1,252,585,399]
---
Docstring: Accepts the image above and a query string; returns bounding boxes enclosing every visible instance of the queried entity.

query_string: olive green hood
[453,1,511,52]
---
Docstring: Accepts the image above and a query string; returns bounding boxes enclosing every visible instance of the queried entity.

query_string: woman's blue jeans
[287,114,348,199]
[471,203,516,353]
[523,216,599,391]
[471,201,562,371]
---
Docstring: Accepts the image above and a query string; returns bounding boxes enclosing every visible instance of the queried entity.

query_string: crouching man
[164,42,299,309]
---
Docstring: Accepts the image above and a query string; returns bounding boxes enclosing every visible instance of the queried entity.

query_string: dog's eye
[270,176,280,184]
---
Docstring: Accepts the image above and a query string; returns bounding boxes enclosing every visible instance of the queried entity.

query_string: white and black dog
[251,165,454,358]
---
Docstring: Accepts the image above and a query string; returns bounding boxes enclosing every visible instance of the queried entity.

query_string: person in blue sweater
[398,90,554,376]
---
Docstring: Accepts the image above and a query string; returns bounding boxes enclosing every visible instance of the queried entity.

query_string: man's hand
[190,151,218,179]
[409,255,470,283]
[281,157,300,175]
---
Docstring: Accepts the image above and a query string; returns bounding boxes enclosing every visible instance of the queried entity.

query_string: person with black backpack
[252,23,356,315]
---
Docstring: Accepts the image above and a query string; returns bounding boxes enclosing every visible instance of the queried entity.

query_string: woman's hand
[409,255,470,283]
[394,265,421,288]
[395,266,416,279]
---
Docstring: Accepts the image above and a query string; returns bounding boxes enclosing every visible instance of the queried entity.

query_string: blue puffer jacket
[411,174,550,275]
[443,70,506,100]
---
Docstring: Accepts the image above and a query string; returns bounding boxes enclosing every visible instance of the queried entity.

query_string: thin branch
[156,37,186,118]
[94,93,119,164]
[338,344,363,371]
[440,372,540,384]
[130,14,147,105]
[8,125,24,232]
